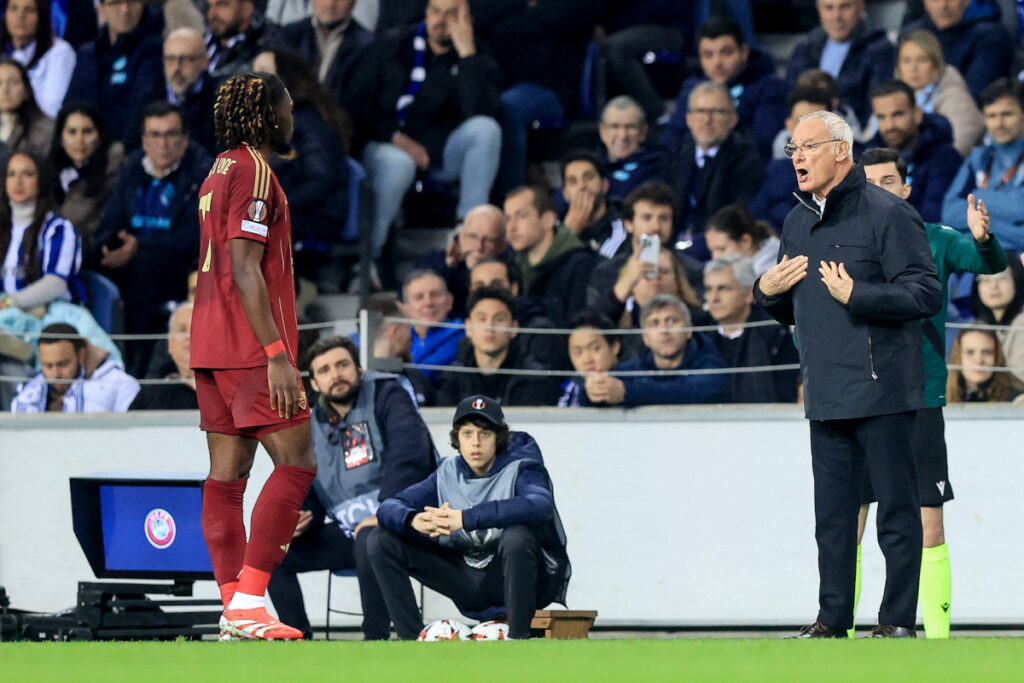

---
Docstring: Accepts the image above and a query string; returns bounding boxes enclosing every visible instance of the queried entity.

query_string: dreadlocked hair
[214,72,286,149]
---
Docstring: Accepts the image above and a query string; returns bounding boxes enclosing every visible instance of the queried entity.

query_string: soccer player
[855,147,1007,638]
[190,72,317,641]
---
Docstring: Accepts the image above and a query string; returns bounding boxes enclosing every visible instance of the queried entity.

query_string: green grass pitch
[3,639,1023,682]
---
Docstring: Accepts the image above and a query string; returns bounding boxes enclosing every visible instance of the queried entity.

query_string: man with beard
[864,80,960,223]
[204,0,277,80]
[268,336,436,640]
[11,322,139,412]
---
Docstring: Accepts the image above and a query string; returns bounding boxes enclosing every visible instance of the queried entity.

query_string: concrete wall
[2,405,1022,627]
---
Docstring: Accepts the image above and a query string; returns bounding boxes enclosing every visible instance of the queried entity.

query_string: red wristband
[263,339,286,358]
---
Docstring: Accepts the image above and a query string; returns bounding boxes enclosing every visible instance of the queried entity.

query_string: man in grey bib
[267,337,436,639]
[369,395,570,639]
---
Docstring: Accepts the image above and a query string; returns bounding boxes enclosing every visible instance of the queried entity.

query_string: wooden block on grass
[530,610,598,640]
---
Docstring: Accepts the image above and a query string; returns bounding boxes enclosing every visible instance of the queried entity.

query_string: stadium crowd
[1,0,1024,413]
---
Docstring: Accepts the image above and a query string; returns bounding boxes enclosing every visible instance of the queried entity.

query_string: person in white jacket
[1,0,76,118]
[10,321,138,412]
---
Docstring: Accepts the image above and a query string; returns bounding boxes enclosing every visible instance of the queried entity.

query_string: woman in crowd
[895,29,983,158]
[0,150,79,312]
[47,101,124,254]
[0,0,75,117]
[251,48,350,247]
[0,55,52,158]
[704,204,780,277]
[970,255,1024,387]
[946,329,1018,402]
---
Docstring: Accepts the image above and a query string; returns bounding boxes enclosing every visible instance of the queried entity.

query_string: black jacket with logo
[753,165,942,420]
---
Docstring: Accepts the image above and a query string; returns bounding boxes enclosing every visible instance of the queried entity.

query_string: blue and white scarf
[395,23,428,129]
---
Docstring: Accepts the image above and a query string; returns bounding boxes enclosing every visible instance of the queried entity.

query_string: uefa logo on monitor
[144,508,177,550]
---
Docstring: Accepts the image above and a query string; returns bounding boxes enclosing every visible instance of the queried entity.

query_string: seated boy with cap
[366,395,570,639]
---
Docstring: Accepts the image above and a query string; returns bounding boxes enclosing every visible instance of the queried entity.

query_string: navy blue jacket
[92,144,213,266]
[598,143,668,205]
[269,101,349,245]
[63,18,163,140]
[272,18,374,108]
[753,165,942,421]
[901,16,1012,101]
[662,48,788,159]
[750,158,799,233]
[709,306,799,403]
[864,112,962,223]
[666,129,766,234]
[785,22,895,127]
[613,333,729,406]
[377,431,568,577]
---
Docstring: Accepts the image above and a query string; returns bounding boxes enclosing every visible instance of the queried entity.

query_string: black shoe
[785,620,846,639]
[864,624,916,638]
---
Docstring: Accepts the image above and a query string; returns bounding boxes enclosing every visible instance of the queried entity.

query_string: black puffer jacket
[753,165,942,420]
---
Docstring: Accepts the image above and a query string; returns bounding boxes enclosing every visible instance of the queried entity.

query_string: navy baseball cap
[453,395,505,426]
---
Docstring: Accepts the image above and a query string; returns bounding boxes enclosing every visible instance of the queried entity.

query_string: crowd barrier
[1,404,1023,628]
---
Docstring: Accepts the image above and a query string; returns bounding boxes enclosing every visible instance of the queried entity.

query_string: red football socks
[242,464,316,576]
[202,477,248,608]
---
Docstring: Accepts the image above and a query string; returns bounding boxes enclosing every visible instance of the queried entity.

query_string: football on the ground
[417,619,472,641]
[469,620,509,641]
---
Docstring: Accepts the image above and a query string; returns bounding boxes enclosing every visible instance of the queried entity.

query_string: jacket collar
[793,163,865,220]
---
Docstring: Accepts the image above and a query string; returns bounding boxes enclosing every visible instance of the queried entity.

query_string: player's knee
[498,525,536,554]
[365,526,397,563]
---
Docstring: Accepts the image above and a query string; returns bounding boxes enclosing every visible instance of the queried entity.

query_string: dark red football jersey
[190,144,299,369]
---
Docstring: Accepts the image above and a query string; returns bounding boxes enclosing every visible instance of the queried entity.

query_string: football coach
[753,110,942,639]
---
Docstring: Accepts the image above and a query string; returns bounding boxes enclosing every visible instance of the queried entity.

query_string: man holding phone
[586,181,703,324]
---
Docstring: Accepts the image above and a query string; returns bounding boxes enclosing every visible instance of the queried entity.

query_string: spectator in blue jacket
[750,85,832,232]
[368,395,570,640]
[559,309,621,408]
[662,16,787,159]
[785,0,894,129]
[597,96,667,207]
[63,0,162,142]
[864,80,962,223]
[585,293,729,407]
[901,0,1012,102]
[92,101,212,375]
[404,268,464,385]
[942,79,1024,252]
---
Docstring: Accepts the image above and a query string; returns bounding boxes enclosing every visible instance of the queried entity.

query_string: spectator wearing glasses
[93,101,212,376]
[135,27,217,155]
[1,0,76,118]
[667,81,764,248]
[596,96,666,205]
[785,0,895,128]
[942,79,1024,253]
[662,16,787,159]
[63,0,163,139]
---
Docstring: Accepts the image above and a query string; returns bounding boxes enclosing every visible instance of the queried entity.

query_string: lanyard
[980,147,1024,189]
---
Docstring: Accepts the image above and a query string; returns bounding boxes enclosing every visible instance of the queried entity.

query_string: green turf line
[2,639,1023,682]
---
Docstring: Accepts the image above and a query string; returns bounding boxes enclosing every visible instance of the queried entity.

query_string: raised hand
[966,193,991,243]
[758,254,808,297]
[818,260,854,304]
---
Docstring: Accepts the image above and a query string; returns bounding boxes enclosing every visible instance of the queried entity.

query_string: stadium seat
[324,568,424,640]
[78,270,124,337]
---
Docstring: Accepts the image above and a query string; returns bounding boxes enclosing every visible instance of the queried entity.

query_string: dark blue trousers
[809,411,922,630]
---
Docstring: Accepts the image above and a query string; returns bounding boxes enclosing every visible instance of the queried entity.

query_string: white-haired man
[754,110,942,638]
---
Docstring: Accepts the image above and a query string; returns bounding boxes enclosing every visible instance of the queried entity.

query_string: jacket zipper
[792,192,822,219]
[867,330,878,380]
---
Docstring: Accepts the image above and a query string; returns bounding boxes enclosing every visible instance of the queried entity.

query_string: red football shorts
[195,366,310,439]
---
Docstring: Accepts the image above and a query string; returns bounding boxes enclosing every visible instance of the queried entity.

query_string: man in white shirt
[11,322,139,413]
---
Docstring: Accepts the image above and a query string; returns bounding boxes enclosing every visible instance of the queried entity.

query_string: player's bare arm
[229,238,303,419]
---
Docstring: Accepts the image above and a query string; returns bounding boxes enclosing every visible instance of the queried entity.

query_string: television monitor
[70,472,214,580]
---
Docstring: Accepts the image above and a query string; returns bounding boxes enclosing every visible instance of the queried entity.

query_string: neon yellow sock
[848,544,862,638]
[920,543,951,639]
